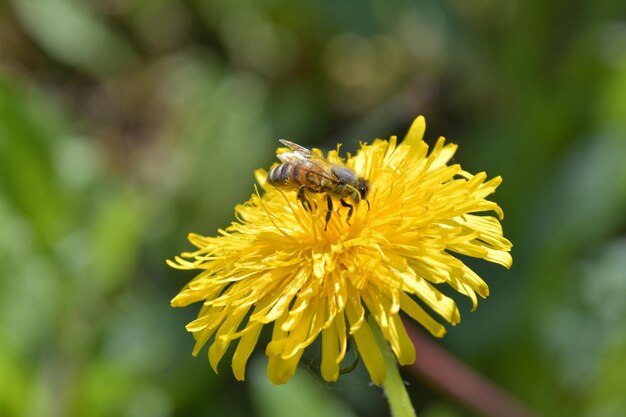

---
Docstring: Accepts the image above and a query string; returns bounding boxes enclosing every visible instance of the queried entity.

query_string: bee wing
[277,140,339,182]
[279,139,312,155]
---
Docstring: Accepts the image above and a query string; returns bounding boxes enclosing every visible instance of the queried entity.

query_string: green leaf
[12,0,138,76]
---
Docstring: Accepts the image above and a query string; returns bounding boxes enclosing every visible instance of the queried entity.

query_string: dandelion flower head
[168,116,512,384]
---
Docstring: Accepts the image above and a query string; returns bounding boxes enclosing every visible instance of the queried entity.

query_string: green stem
[369,316,417,417]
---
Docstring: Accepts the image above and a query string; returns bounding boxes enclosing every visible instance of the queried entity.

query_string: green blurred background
[1,0,626,416]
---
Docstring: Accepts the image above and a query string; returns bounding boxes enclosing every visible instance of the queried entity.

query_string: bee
[267,139,369,230]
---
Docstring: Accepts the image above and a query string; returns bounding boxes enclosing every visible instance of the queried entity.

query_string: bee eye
[358,181,369,199]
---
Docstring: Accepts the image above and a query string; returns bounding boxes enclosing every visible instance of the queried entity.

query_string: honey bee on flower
[169,116,512,385]
[267,139,370,230]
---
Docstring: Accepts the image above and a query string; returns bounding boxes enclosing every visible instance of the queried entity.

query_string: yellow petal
[267,349,304,384]
[320,322,340,382]
[346,301,386,384]
[208,307,249,372]
[231,322,263,381]
[388,313,416,365]
[403,115,426,147]
[397,269,461,325]
[363,289,415,365]
[334,310,348,365]
[399,292,447,338]
[351,320,386,385]
[346,294,365,334]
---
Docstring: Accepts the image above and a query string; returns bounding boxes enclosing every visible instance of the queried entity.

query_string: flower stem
[369,316,417,417]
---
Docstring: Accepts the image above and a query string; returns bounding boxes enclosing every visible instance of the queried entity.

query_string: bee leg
[297,186,312,211]
[324,194,333,231]
[340,199,353,225]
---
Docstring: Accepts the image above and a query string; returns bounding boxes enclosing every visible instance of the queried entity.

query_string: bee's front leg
[340,199,353,225]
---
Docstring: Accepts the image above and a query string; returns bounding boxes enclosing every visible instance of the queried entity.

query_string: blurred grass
[1,0,626,416]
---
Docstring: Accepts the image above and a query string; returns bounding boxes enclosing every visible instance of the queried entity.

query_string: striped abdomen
[267,163,323,191]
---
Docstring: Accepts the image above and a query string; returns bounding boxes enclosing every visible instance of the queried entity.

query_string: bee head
[357,178,369,200]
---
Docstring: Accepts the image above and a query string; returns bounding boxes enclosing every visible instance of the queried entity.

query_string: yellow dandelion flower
[169,115,512,385]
